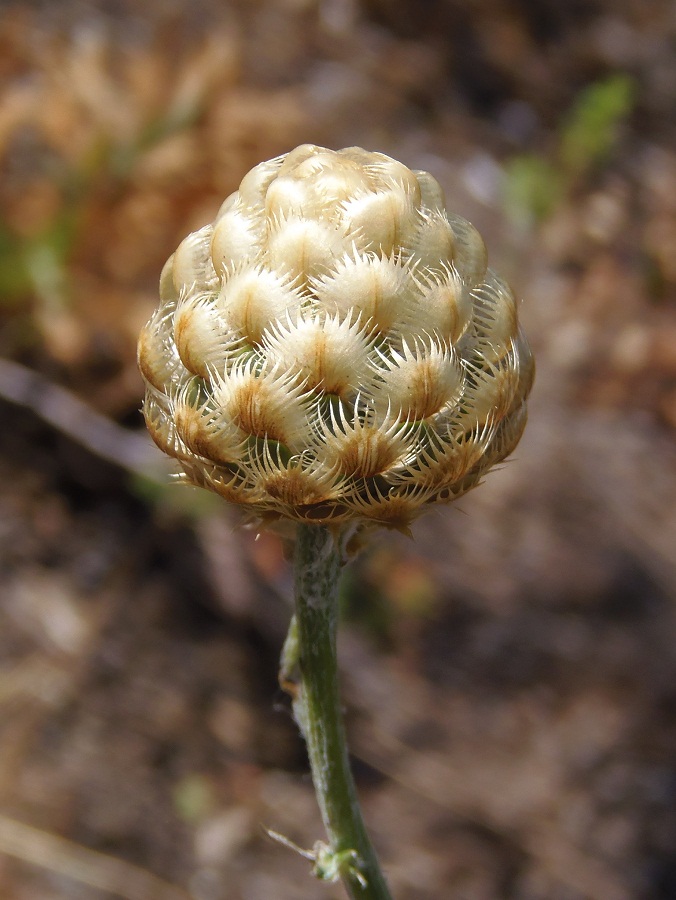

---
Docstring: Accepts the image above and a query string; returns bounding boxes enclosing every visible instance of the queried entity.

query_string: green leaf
[560,74,635,176]
[502,155,564,226]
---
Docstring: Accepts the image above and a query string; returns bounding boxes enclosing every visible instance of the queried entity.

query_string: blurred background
[0,1,675,898]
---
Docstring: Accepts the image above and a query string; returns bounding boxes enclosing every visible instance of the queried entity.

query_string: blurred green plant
[339,548,439,648]
[0,210,78,310]
[503,74,635,227]
[130,473,223,520]
[0,105,201,348]
[172,773,216,823]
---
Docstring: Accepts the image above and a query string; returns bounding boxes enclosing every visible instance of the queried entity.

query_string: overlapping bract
[139,145,533,530]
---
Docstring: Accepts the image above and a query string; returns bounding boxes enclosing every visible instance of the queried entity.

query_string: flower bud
[139,145,533,532]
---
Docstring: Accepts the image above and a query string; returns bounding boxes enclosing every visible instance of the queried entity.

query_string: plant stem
[286,523,392,900]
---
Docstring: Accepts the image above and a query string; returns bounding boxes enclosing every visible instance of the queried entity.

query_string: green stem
[285,523,392,900]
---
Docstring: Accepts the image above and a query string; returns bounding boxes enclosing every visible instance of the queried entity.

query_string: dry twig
[0,813,192,900]
[0,357,166,481]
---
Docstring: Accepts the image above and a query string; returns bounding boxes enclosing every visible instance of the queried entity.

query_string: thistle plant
[138,144,533,898]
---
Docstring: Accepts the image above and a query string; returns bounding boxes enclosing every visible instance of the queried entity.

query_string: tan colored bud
[262,312,373,398]
[138,145,533,531]
[413,266,471,345]
[211,204,264,271]
[218,265,302,346]
[311,251,414,335]
[172,226,219,293]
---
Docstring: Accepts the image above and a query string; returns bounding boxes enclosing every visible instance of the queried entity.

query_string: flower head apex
[139,144,533,530]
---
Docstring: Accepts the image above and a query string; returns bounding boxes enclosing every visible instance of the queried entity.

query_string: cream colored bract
[138,144,533,531]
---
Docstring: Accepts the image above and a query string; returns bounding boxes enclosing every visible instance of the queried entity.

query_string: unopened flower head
[139,145,534,531]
